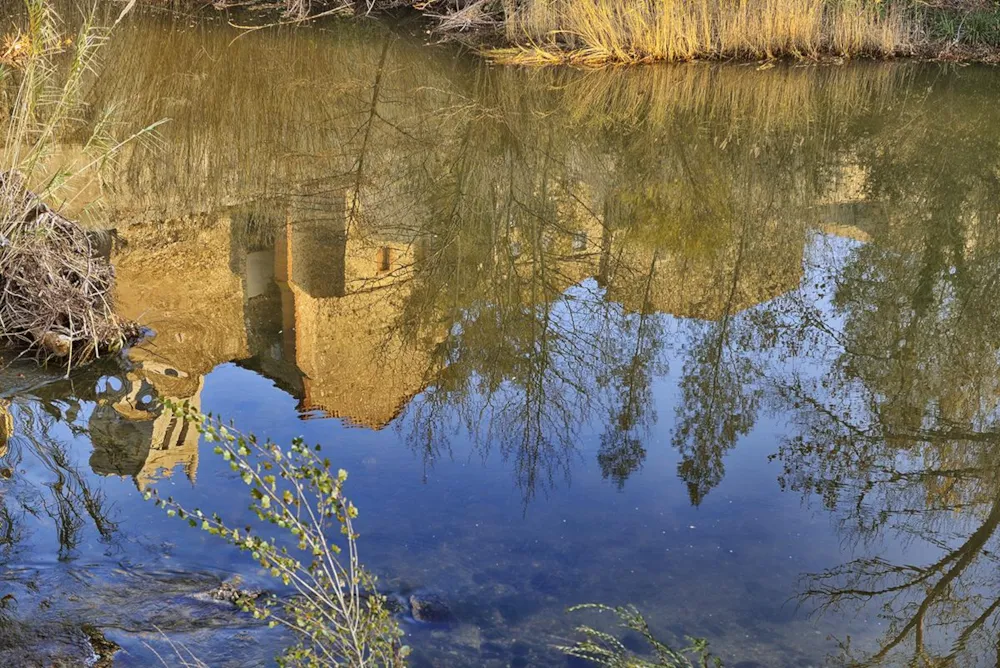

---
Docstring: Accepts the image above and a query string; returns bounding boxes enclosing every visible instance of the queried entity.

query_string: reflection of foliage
[0,399,117,561]
[778,395,1000,665]
[596,295,664,491]
[669,214,782,506]
[0,502,21,567]
[381,59,821,506]
[560,604,722,668]
[596,434,645,491]
[406,294,605,507]
[769,82,1000,664]
[673,318,761,507]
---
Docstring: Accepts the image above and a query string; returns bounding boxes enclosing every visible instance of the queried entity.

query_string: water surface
[3,6,1000,667]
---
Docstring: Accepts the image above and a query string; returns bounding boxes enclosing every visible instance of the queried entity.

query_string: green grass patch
[926,5,1000,46]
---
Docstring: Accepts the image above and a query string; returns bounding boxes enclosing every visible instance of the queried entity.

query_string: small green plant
[925,5,1000,47]
[147,401,407,667]
[560,604,721,668]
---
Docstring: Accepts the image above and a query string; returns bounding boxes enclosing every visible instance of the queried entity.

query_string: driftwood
[0,172,140,367]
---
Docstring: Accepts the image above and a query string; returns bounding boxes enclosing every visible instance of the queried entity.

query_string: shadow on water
[4,2,1000,665]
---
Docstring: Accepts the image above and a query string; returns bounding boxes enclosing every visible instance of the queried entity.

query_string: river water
[3,4,1000,666]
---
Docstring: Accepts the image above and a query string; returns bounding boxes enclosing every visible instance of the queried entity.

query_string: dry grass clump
[490,0,916,64]
[1,32,34,69]
[0,172,138,365]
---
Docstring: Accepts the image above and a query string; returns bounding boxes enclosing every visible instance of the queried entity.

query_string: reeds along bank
[489,0,916,64]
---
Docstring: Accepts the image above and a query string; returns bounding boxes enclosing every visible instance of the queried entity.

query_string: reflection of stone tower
[0,399,11,459]
[97,215,255,486]
[231,208,305,397]
[281,194,440,429]
[105,188,820,445]
[88,368,203,490]
[113,215,250,388]
[108,200,444,434]
[136,378,203,490]
[287,195,347,298]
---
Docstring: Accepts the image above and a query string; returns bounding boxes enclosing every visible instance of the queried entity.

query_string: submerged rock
[80,624,120,668]
[0,620,111,668]
[409,591,451,623]
[381,592,409,615]
[204,576,263,607]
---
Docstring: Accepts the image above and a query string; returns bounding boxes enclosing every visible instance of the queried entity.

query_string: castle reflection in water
[90,180,872,490]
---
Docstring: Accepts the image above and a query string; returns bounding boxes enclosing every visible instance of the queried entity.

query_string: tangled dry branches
[0,172,139,367]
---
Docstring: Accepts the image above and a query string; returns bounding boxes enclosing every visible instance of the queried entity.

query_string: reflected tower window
[378,246,392,273]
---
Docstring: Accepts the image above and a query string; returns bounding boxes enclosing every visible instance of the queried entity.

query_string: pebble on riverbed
[205,577,263,606]
[409,591,452,623]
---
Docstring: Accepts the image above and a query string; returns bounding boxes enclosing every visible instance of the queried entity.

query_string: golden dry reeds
[490,0,916,65]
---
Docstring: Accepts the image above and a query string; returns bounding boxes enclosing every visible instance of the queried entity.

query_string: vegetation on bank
[487,0,916,64]
[202,0,1000,63]
[561,604,721,667]
[0,0,147,366]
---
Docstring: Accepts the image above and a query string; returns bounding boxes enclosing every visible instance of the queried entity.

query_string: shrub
[147,402,408,667]
[560,604,722,668]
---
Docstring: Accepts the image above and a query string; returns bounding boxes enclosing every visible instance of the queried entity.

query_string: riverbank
[484,0,1000,65]
[187,0,1000,64]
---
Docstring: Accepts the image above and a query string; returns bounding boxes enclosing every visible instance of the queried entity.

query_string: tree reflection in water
[8,11,1000,662]
[0,371,122,564]
[769,82,1000,664]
